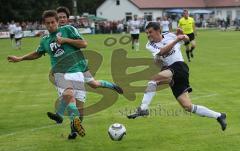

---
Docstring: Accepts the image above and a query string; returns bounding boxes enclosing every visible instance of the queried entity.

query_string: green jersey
[36,25,88,73]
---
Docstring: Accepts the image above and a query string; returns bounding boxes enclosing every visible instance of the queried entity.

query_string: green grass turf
[0,30,240,151]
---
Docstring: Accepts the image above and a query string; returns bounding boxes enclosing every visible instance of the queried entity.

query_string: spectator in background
[13,22,23,50]
[117,21,124,33]
[160,16,172,34]
[128,15,141,51]
[90,21,95,34]
[8,20,16,47]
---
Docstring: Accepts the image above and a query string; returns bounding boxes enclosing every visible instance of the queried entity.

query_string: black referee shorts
[131,34,139,40]
[10,34,15,40]
[184,33,195,45]
[168,61,192,99]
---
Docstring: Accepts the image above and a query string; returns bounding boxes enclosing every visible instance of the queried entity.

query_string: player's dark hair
[145,22,160,31]
[56,6,70,18]
[42,10,59,21]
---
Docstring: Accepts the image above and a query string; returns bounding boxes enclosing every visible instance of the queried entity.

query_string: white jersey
[14,26,23,39]
[160,20,170,33]
[146,33,184,66]
[128,20,140,34]
[8,24,16,34]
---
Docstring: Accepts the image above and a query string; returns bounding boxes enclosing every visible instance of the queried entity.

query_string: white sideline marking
[0,125,57,139]
[191,93,218,100]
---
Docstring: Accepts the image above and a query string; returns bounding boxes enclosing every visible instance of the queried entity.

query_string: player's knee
[63,88,74,100]
[88,80,100,89]
[145,81,157,92]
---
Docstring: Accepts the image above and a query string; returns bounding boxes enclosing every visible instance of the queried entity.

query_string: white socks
[140,81,157,110]
[134,42,139,51]
[192,104,221,119]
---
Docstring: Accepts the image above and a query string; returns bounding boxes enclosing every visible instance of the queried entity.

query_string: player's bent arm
[21,51,43,60]
[158,35,189,56]
[65,38,88,49]
[7,51,42,63]
[57,36,87,48]
[158,39,179,56]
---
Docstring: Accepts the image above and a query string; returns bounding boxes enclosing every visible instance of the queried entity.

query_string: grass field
[0,30,240,151]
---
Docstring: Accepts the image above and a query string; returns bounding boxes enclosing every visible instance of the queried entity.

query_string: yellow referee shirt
[178,17,195,34]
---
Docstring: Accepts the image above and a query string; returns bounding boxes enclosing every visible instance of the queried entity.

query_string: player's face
[134,16,137,21]
[58,12,68,26]
[146,27,161,42]
[44,17,59,33]
[183,11,189,18]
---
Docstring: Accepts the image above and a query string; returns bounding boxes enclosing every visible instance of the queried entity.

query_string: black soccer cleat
[72,117,85,137]
[217,113,227,131]
[127,107,149,119]
[68,132,78,140]
[190,52,194,58]
[112,84,124,94]
[68,121,78,140]
[47,112,63,124]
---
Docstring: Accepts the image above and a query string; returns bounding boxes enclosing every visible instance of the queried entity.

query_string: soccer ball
[108,123,126,141]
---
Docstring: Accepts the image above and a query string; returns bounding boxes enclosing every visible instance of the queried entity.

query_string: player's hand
[176,35,186,41]
[56,36,67,45]
[176,28,184,35]
[176,35,189,42]
[7,56,23,63]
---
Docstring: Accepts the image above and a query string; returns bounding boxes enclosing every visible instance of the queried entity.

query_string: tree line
[0,0,105,22]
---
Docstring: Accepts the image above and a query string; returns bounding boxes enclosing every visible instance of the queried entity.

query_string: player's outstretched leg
[127,70,172,119]
[47,97,67,124]
[177,92,227,131]
[127,81,157,119]
[88,80,123,94]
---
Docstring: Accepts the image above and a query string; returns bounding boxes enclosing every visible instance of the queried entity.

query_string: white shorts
[54,72,86,102]
[83,70,95,83]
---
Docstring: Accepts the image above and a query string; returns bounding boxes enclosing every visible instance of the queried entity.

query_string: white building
[97,0,240,21]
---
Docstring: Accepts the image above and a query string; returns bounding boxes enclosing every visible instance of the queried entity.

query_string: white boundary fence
[0,28,92,39]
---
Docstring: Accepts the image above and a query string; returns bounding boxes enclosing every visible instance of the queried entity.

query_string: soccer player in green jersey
[43,7,123,138]
[7,10,122,139]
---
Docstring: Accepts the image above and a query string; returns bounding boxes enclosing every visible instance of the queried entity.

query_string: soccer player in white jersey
[128,15,141,51]
[127,22,227,131]
[160,16,172,34]
[8,21,16,47]
[13,22,23,50]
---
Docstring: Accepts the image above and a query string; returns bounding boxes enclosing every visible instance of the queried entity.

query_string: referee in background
[178,9,196,62]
